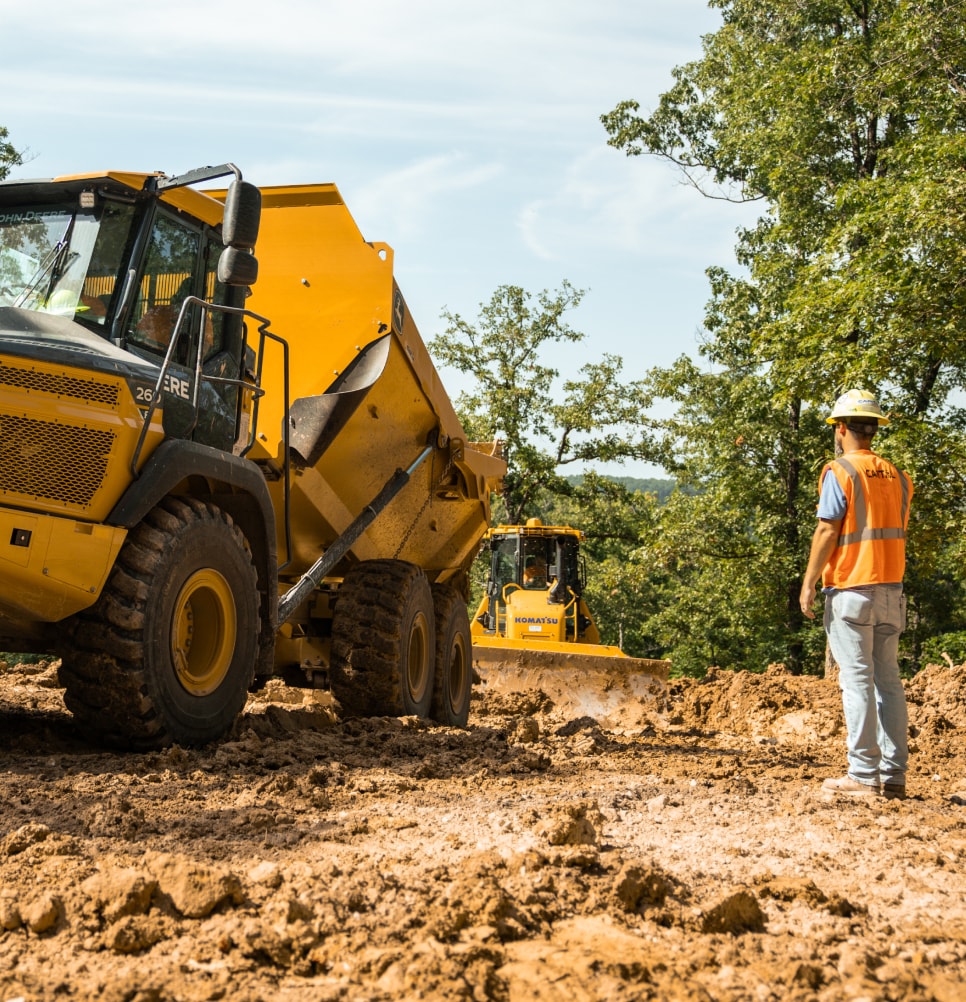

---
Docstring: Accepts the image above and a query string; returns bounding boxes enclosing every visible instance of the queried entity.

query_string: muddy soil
[1,657,965,1002]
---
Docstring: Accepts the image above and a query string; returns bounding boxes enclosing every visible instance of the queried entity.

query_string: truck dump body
[230,184,503,586]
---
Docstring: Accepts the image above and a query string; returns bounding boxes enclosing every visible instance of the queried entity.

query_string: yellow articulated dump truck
[471,520,669,728]
[0,164,504,748]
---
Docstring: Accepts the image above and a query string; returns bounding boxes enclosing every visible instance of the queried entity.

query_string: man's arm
[799,518,841,620]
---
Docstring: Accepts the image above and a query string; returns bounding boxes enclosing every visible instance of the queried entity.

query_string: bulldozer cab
[477,521,590,643]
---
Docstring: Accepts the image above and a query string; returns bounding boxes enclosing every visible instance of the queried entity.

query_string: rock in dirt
[21,893,61,934]
[82,867,157,922]
[146,854,243,919]
[104,914,169,955]
[613,862,672,912]
[700,889,767,934]
[535,801,601,847]
[1,822,51,856]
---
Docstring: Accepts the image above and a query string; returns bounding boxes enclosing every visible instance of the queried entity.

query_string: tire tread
[59,497,258,749]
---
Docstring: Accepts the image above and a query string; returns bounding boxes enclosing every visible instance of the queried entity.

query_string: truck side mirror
[218,179,261,287]
[217,246,258,287]
[222,180,261,250]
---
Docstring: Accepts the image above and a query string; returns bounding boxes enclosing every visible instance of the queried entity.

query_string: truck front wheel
[60,497,259,749]
[330,559,436,718]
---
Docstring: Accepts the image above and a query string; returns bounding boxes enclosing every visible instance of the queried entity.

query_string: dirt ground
[1,656,965,1002]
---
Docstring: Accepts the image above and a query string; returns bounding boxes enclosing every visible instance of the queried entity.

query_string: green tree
[601,0,966,673]
[546,472,668,659]
[430,282,652,524]
[0,127,23,180]
[603,0,966,401]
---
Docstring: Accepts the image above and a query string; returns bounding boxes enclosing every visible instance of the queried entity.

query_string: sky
[0,0,756,476]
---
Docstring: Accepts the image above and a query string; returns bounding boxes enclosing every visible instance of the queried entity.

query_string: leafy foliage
[566,475,682,504]
[430,283,652,524]
[0,127,23,181]
[596,0,966,674]
[603,0,966,403]
[919,630,966,668]
[546,473,668,660]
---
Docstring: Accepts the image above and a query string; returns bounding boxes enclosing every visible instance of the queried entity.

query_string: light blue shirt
[817,469,847,521]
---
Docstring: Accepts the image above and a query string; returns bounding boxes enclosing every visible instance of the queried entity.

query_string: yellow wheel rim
[407,611,431,703]
[171,568,237,697]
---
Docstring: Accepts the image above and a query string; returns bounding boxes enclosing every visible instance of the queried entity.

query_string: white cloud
[2,0,720,152]
[517,147,753,267]
[351,153,504,240]
[4,0,714,88]
[2,0,723,178]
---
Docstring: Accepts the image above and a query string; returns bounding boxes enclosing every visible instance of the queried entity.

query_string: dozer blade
[472,639,669,732]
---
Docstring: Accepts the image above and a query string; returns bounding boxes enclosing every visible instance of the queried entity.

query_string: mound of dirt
[1,657,965,1001]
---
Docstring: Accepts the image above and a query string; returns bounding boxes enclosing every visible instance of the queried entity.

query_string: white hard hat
[826,389,890,427]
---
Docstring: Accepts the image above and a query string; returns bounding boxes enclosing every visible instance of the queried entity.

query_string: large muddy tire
[59,497,259,749]
[430,585,472,727]
[330,560,435,718]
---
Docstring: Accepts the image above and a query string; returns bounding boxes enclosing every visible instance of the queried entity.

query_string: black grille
[0,415,115,508]
[0,363,120,407]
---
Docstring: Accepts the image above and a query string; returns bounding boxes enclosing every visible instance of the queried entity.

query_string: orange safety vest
[818,450,913,589]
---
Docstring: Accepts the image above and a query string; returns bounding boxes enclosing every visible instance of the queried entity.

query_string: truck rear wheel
[60,497,259,749]
[330,559,435,718]
[430,585,472,727]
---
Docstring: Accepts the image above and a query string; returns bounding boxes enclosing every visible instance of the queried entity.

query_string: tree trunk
[785,398,804,674]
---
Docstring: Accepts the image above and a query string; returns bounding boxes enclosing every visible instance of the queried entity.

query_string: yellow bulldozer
[471,519,669,728]
[0,164,504,747]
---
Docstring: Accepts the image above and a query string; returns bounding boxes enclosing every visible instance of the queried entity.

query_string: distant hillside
[566,475,678,503]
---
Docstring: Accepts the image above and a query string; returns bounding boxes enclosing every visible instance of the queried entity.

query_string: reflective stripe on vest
[833,456,911,547]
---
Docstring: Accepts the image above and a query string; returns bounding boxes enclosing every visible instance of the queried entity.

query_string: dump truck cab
[0,169,255,455]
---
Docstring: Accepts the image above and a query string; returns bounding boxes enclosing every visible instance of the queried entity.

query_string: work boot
[821,775,882,798]
[880,782,907,800]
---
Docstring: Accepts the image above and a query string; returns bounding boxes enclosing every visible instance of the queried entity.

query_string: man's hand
[800,518,841,622]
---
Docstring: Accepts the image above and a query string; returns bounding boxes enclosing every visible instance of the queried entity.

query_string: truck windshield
[0,200,135,328]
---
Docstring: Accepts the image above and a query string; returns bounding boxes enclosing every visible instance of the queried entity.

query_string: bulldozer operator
[523,555,547,588]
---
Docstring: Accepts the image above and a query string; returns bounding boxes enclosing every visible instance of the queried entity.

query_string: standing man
[800,390,913,800]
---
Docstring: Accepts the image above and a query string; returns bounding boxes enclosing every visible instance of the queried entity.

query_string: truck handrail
[128,295,294,571]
